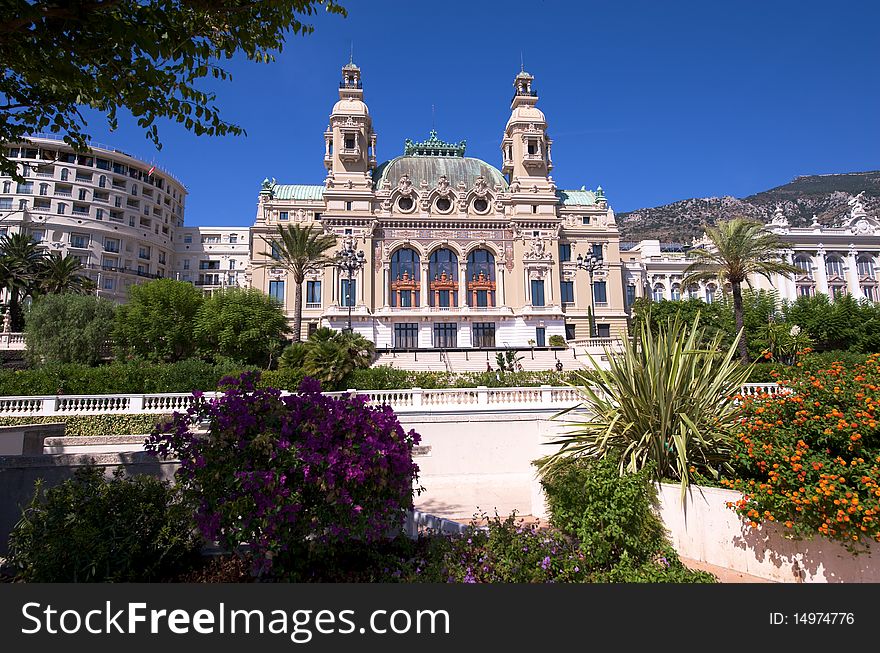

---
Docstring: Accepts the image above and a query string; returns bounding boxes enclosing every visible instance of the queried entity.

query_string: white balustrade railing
[0,332,26,350]
[0,382,792,418]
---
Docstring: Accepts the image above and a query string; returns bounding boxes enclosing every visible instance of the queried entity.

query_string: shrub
[278,327,375,390]
[0,414,166,437]
[548,334,567,348]
[24,293,116,366]
[725,355,880,551]
[539,455,668,568]
[6,466,200,581]
[146,372,422,576]
[193,287,290,366]
[538,313,754,499]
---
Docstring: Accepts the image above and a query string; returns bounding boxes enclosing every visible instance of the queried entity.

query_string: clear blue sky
[78,0,880,226]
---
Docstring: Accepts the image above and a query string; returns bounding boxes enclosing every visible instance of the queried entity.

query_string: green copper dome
[374,130,508,191]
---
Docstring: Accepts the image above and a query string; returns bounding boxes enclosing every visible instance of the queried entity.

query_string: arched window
[39,183,48,196]
[652,284,665,302]
[705,283,717,304]
[390,248,420,307]
[825,255,844,279]
[2,181,10,193]
[466,249,495,307]
[671,284,681,301]
[429,248,458,307]
[857,256,875,278]
[688,284,699,299]
[99,175,106,188]
[794,255,812,276]
[60,168,69,181]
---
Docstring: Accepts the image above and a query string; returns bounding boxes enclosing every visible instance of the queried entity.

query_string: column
[497,264,506,308]
[358,265,366,305]
[547,267,555,304]
[383,263,390,308]
[419,262,428,308]
[458,263,467,308]
[814,250,828,296]
[846,248,861,298]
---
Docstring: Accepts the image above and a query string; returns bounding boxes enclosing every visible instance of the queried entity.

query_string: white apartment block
[172,226,251,293]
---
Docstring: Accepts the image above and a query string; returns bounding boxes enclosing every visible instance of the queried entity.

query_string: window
[96,208,103,220]
[0,197,10,209]
[535,327,546,347]
[2,181,10,193]
[158,252,166,265]
[394,323,419,349]
[831,285,846,299]
[269,280,285,304]
[862,286,876,302]
[433,323,457,348]
[466,249,496,307]
[104,238,119,252]
[596,324,611,339]
[652,284,665,302]
[531,279,545,307]
[581,216,590,225]
[56,203,66,215]
[30,229,45,242]
[705,284,717,304]
[19,199,27,210]
[390,248,420,307]
[429,248,458,307]
[344,136,355,150]
[857,257,875,278]
[182,259,190,270]
[115,196,122,207]
[199,260,219,270]
[306,280,321,304]
[228,259,235,270]
[78,188,87,201]
[98,176,107,188]
[558,243,571,262]
[138,246,151,260]
[560,280,574,304]
[102,256,118,270]
[527,140,537,155]
[825,256,844,278]
[625,284,636,307]
[270,243,281,260]
[340,278,356,307]
[345,202,352,211]
[279,211,289,221]
[39,183,48,196]
[671,284,681,301]
[183,234,193,244]
[565,323,576,340]
[593,281,607,304]
[60,169,69,181]
[797,284,813,298]
[229,233,238,244]
[70,233,89,248]
[472,322,496,348]
[131,184,138,196]
[591,243,603,260]
[103,277,115,290]
[16,182,33,194]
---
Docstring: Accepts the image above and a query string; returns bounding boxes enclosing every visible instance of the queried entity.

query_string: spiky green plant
[537,313,754,502]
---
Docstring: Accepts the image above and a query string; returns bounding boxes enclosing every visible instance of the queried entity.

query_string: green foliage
[278,327,374,389]
[0,359,250,396]
[0,1,347,181]
[6,466,200,581]
[0,231,45,330]
[193,287,289,366]
[24,293,115,366]
[782,293,880,353]
[495,349,524,372]
[539,456,667,568]
[539,313,754,500]
[0,414,166,437]
[37,253,95,294]
[113,279,204,362]
[548,334,567,347]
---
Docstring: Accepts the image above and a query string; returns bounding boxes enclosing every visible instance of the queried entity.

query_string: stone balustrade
[0,382,787,418]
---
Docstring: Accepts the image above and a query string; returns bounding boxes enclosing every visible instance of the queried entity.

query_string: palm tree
[255,225,337,342]
[0,232,45,330]
[37,253,95,294]
[683,218,800,363]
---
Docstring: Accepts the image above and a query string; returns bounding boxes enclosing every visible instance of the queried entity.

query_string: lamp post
[336,238,365,333]
[576,248,604,338]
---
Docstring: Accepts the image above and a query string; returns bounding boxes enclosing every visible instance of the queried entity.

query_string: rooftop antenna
[349,41,353,64]
[432,104,435,131]
[520,52,524,72]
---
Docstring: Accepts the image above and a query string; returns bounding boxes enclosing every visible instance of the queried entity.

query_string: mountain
[615,171,880,244]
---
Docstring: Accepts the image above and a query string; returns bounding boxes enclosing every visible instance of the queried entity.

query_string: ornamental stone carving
[472,176,489,197]
[397,174,414,196]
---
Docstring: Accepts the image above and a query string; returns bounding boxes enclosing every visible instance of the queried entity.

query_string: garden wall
[657,482,880,583]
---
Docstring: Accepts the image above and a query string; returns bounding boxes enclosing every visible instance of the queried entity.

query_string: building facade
[250,61,626,347]
[0,135,186,301]
[172,226,251,293]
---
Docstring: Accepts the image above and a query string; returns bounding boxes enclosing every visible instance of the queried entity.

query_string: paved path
[680,557,773,583]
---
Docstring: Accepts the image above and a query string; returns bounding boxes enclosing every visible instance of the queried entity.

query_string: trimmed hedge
[0,414,167,437]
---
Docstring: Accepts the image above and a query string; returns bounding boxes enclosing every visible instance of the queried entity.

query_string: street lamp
[336,238,365,332]
[576,248,604,338]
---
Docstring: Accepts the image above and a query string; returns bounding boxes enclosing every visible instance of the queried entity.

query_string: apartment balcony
[305,302,322,310]
[53,190,72,197]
